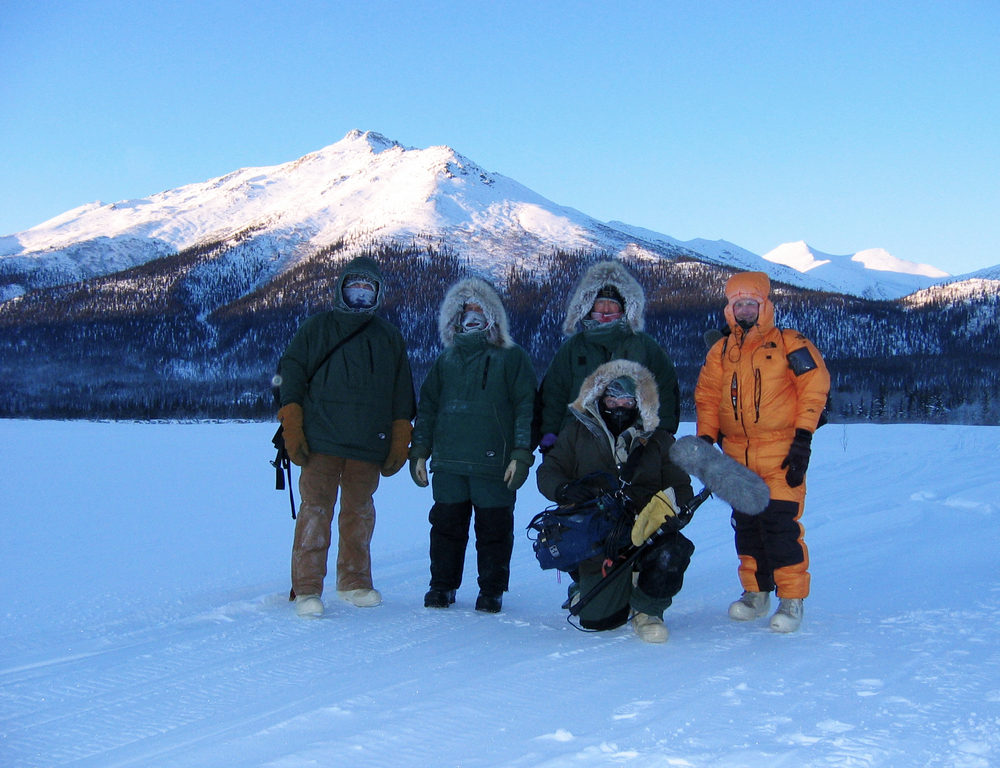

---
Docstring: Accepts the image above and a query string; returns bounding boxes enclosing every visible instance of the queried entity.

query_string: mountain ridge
[1,130,975,304]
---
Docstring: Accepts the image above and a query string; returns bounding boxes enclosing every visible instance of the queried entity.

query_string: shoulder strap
[619,436,648,486]
[306,317,374,387]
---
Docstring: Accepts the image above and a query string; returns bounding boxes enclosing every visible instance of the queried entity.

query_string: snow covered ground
[2,420,998,767]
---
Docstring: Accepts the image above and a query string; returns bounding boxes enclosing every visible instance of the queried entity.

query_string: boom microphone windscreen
[669,435,770,515]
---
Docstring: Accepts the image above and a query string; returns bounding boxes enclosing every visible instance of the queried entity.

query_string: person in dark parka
[409,278,537,614]
[278,256,416,618]
[535,261,681,452]
[537,359,694,643]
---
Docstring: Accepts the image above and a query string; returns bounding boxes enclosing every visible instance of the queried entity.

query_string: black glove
[781,429,813,488]
[699,434,716,445]
[555,474,616,505]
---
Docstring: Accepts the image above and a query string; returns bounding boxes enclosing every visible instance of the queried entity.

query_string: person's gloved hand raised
[631,488,679,546]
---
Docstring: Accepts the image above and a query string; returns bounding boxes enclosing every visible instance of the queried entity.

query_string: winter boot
[294,594,324,619]
[631,612,668,643]
[770,598,804,633]
[337,588,382,608]
[561,582,580,610]
[729,591,771,621]
[424,589,457,608]
[475,592,503,613]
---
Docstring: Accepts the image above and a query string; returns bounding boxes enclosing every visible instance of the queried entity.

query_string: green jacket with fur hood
[537,261,680,438]
[411,278,536,480]
[537,360,692,513]
[278,256,416,464]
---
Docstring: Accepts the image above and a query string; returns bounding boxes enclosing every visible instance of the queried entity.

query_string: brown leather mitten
[381,419,412,477]
[277,403,310,466]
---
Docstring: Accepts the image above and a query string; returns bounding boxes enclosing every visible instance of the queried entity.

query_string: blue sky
[2,0,997,274]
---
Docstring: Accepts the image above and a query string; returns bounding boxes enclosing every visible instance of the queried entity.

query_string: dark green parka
[410,278,536,479]
[279,256,416,464]
[536,261,680,437]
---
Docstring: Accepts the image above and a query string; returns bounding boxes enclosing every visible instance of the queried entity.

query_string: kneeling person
[536,360,694,643]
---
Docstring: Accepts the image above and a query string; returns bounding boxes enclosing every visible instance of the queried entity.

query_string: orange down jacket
[694,272,830,501]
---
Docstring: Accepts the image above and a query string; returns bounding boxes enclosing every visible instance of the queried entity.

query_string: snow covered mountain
[761,241,951,300]
[0,130,965,302]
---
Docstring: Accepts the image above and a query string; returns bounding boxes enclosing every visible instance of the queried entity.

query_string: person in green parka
[535,261,680,452]
[277,256,416,619]
[409,278,537,614]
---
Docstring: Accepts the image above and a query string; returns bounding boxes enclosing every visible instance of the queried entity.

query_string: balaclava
[460,308,490,333]
[343,275,378,310]
[599,376,639,437]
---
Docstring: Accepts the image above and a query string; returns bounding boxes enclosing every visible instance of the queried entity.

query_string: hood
[569,359,660,433]
[333,256,385,313]
[723,271,775,335]
[437,277,513,348]
[562,261,645,336]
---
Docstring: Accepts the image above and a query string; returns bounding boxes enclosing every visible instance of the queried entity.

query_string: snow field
[1,420,998,767]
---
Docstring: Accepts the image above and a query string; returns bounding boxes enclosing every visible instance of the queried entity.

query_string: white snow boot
[728,591,771,621]
[294,594,324,619]
[770,598,803,633]
[337,588,382,608]
[631,612,669,644]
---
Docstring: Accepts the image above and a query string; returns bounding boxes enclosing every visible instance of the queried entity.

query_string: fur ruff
[437,277,513,348]
[562,261,646,336]
[569,359,660,433]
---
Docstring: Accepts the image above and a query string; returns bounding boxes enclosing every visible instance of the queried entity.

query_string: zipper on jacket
[730,372,739,421]
[366,339,374,373]
[754,367,762,423]
[481,355,491,390]
[732,371,751,466]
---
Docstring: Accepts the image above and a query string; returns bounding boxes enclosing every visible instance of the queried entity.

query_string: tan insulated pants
[291,453,381,597]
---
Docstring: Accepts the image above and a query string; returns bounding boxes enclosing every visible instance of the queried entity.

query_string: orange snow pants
[725,435,810,600]
[290,453,381,598]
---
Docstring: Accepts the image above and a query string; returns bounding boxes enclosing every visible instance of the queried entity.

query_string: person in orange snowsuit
[694,272,830,632]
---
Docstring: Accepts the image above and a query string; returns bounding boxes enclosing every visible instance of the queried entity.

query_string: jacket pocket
[308,388,393,457]
[434,399,509,470]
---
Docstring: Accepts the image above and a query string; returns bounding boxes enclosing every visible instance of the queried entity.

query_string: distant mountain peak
[851,247,949,278]
[764,241,831,272]
[342,129,404,154]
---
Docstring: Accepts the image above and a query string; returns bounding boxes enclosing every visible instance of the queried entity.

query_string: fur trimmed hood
[570,359,660,433]
[438,277,513,348]
[562,261,645,336]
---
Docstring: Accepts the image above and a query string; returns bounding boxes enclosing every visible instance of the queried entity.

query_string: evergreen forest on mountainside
[1,240,998,424]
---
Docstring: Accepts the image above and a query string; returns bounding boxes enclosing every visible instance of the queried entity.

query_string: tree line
[1,237,997,424]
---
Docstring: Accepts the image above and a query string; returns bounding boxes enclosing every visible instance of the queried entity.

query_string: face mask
[582,316,626,333]
[344,283,377,309]
[600,404,638,436]
[461,310,489,332]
